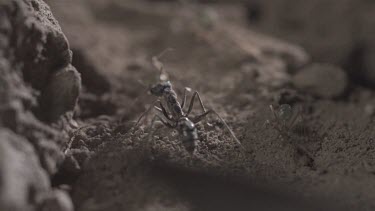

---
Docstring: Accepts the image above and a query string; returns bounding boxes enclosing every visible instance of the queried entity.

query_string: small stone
[292,63,348,98]
[364,104,375,117]
[62,153,81,175]
[70,148,92,166]
[40,65,81,122]
[0,129,50,211]
[39,190,73,211]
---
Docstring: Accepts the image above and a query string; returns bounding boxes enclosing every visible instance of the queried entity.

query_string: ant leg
[181,87,192,109]
[192,111,210,124]
[185,91,207,117]
[154,106,162,112]
[147,115,175,142]
[269,105,281,125]
[134,99,161,127]
[269,105,284,132]
[192,110,243,147]
[288,106,301,129]
[156,101,173,121]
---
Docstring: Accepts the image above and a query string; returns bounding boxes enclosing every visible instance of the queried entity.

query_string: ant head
[149,81,172,96]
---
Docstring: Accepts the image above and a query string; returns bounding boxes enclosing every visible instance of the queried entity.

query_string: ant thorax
[150,81,172,96]
[164,89,184,118]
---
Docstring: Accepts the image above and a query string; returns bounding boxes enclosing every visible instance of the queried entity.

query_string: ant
[134,49,243,153]
[268,104,301,137]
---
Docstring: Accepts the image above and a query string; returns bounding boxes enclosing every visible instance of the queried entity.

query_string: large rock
[250,0,358,65]
[0,0,81,170]
[38,189,74,211]
[250,0,375,87]
[39,64,81,122]
[0,129,50,211]
[0,0,80,210]
[292,63,348,98]
[44,0,116,95]
[0,0,81,122]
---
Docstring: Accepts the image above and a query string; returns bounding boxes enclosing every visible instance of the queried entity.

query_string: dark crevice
[344,42,370,87]
[246,2,263,23]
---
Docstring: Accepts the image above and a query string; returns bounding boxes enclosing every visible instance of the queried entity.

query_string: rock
[0,129,50,211]
[0,0,81,210]
[0,0,80,122]
[251,0,358,65]
[70,148,92,166]
[40,65,81,122]
[71,49,111,95]
[0,54,64,176]
[62,153,81,175]
[37,138,65,175]
[39,190,74,211]
[251,0,375,89]
[53,147,93,186]
[184,6,310,88]
[2,0,72,89]
[292,63,348,98]
[43,1,118,95]
[0,0,78,174]
[364,104,375,117]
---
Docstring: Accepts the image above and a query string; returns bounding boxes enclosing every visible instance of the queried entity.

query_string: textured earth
[2,0,375,211]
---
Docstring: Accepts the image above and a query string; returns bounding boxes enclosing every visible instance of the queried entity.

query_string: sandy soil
[2,0,375,210]
[49,1,375,210]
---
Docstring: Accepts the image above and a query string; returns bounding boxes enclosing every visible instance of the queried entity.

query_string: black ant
[134,49,243,153]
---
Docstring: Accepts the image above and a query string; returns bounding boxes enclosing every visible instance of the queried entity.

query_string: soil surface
[2,0,375,211]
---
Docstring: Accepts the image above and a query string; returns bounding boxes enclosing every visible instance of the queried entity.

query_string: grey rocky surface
[0,0,81,210]
[0,129,49,211]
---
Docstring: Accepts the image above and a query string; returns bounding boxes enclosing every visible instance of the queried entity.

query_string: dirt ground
[2,0,375,210]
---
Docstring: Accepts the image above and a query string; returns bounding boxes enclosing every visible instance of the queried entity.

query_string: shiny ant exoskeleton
[134,49,242,153]
[267,104,301,138]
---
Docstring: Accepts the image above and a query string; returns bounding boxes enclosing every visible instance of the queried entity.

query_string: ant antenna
[157,48,175,58]
[152,48,174,81]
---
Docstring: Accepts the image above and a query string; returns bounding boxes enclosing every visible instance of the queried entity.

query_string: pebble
[39,190,74,211]
[292,63,348,98]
